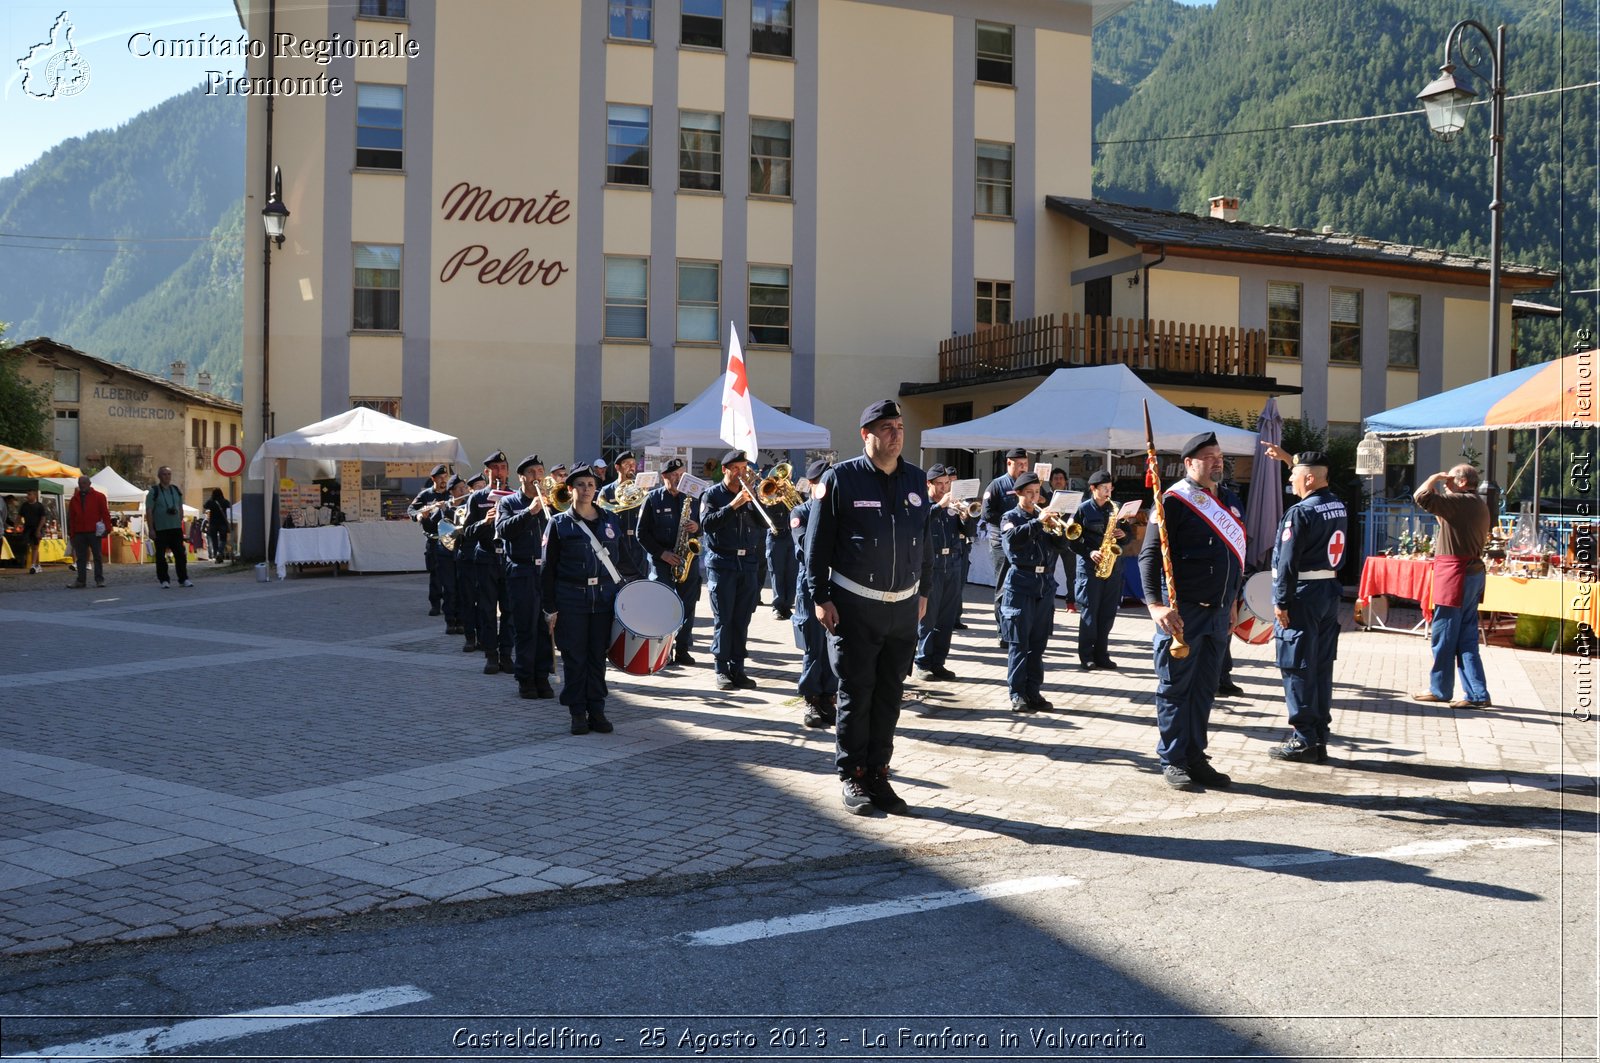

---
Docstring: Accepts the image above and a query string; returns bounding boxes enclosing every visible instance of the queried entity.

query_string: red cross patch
[1327,529,1346,568]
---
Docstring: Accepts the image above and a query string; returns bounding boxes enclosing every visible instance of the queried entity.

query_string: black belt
[509,555,536,563]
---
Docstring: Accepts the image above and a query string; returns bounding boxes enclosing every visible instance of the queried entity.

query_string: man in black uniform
[496,455,557,701]
[806,399,931,816]
[1048,467,1080,616]
[981,447,1031,645]
[463,452,515,676]
[456,474,484,651]
[790,459,838,728]
[1139,431,1245,791]
[599,450,648,580]
[1267,452,1347,763]
[407,464,452,618]
[700,451,765,690]
[999,471,1058,711]
[1069,469,1129,671]
[638,458,702,666]
[913,465,963,682]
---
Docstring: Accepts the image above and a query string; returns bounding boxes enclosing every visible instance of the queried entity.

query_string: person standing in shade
[436,475,467,635]
[598,451,648,580]
[204,488,231,564]
[913,465,964,682]
[455,474,485,650]
[497,455,555,701]
[761,463,797,621]
[700,451,766,690]
[1070,469,1129,671]
[638,458,702,666]
[1267,452,1348,762]
[464,452,514,675]
[144,466,191,588]
[981,447,1032,646]
[408,464,453,616]
[790,459,838,728]
[541,465,623,735]
[999,472,1058,712]
[18,487,46,574]
[806,399,931,816]
[1139,432,1245,791]
[66,476,112,589]
[1411,463,1492,708]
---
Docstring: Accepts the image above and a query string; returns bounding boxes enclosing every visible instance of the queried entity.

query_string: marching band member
[913,465,964,682]
[463,452,515,676]
[1048,467,1080,615]
[406,463,452,620]
[435,474,468,635]
[806,399,931,816]
[763,467,796,621]
[599,450,648,580]
[981,447,1032,646]
[638,458,702,666]
[700,450,766,691]
[541,465,623,735]
[1069,470,1129,671]
[1139,431,1245,791]
[496,455,556,701]
[456,473,486,653]
[999,472,1057,712]
[789,459,837,727]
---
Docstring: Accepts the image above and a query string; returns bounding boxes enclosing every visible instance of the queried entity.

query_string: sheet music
[951,478,980,500]
[677,472,711,499]
[1046,490,1081,514]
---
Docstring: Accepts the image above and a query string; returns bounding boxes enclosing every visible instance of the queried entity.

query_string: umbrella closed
[1242,397,1283,572]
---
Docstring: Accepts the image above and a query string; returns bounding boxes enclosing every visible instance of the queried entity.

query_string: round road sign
[214,445,246,478]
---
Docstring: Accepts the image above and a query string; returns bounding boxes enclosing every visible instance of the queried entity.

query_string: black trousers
[826,593,919,777]
[988,534,1009,632]
[152,527,188,584]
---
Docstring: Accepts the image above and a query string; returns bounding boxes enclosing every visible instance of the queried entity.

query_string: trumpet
[757,462,801,509]
[945,497,982,518]
[1038,509,1082,539]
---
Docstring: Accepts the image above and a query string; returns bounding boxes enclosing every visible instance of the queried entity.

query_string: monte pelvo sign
[438,181,571,288]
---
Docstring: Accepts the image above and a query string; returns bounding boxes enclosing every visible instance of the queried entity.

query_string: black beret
[614,451,636,464]
[565,464,596,485]
[721,449,749,466]
[1180,432,1218,459]
[446,475,464,489]
[663,458,686,474]
[859,399,901,428]
[804,458,831,481]
[549,463,567,473]
[516,454,542,475]
[1088,469,1113,486]
[925,463,948,480]
[482,450,507,467]
[1293,451,1331,468]
[467,474,488,487]
[1005,447,1029,459]
[1013,472,1041,491]
[429,463,449,477]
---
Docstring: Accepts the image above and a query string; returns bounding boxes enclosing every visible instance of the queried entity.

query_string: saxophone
[672,492,700,583]
[1094,502,1122,580]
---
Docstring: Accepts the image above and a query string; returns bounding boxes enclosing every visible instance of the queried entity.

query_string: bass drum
[1231,571,1276,645]
[608,579,685,676]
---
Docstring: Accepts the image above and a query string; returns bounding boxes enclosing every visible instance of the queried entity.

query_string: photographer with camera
[144,466,193,588]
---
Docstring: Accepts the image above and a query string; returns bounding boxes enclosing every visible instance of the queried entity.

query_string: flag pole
[1144,400,1190,659]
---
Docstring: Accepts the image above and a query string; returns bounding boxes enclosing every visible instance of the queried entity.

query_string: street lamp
[261,165,290,248]
[1417,19,1506,495]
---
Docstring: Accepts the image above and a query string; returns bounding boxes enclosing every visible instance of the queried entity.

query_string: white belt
[1300,570,1338,580]
[585,577,599,586]
[832,571,920,604]
[939,548,951,555]
[1031,566,1047,574]
[626,530,636,537]
[736,549,747,556]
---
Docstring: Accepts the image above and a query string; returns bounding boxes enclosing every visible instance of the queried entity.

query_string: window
[353,244,402,331]
[1330,287,1362,364]
[679,111,722,191]
[358,0,406,16]
[191,418,206,449]
[355,84,404,169]
[1088,229,1108,257]
[677,260,720,342]
[748,265,791,346]
[1388,293,1420,368]
[604,256,649,340]
[54,410,79,466]
[352,397,401,417]
[750,118,792,197]
[602,402,650,462]
[1267,281,1302,359]
[607,104,651,186]
[976,280,1012,328]
[976,141,1013,217]
[610,0,652,41]
[682,0,723,48]
[975,22,1014,85]
[751,0,792,57]
[52,368,79,402]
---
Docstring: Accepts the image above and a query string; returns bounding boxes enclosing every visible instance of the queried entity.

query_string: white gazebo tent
[630,378,831,451]
[90,466,148,504]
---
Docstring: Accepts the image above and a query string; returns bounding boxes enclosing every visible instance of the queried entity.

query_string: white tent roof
[630,379,830,450]
[919,364,1259,455]
[247,406,470,479]
[90,466,147,503]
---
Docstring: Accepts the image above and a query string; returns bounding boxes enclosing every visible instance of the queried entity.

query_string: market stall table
[1483,573,1599,630]
[1356,555,1434,631]
[345,520,425,573]
[274,526,351,579]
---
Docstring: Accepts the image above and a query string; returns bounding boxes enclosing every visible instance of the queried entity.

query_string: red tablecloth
[1357,556,1435,618]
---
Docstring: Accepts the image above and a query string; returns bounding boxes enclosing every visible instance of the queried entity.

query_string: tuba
[757,462,801,509]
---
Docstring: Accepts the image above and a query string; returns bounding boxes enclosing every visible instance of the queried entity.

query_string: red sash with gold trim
[1166,479,1246,569]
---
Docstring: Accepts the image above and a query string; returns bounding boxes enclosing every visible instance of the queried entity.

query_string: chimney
[196,370,213,392]
[1208,195,1240,222]
[169,360,187,386]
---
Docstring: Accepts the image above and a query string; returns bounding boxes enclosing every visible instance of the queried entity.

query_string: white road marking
[1236,836,1553,869]
[679,875,1082,946]
[23,985,432,1060]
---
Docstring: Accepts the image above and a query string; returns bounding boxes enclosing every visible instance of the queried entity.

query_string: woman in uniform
[541,465,624,735]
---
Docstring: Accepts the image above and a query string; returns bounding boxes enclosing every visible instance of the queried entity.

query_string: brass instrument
[1038,509,1082,539]
[757,462,801,509]
[672,492,700,584]
[596,480,647,513]
[549,483,574,513]
[438,501,471,550]
[945,497,982,518]
[1094,504,1122,579]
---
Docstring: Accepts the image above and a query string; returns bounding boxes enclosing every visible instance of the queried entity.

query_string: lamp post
[1417,19,1506,501]
[257,164,288,560]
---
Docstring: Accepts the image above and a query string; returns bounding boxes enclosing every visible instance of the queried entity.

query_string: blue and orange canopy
[1366,351,1598,437]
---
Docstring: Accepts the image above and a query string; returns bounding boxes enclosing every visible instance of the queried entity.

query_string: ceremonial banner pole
[1143,400,1190,659]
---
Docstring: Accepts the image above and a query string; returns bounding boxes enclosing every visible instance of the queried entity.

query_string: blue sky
[2,1,245,179]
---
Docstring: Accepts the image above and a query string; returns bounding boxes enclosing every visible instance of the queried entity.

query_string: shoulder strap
[575,517,623,584]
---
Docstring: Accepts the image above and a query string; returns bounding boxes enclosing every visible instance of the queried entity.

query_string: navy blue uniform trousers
[555,609,611,715]
[914,566,962,670]
[1074,562,1121,665]
[505,559,546,682]
[1278,579,1341,747]
[766,533,796,612]
[1001,589,1054,698]
[1151,603,1228,767]
[706,565,759,675]
[472,556,513,659]
[828,595,919,775]
[455,552,478,642]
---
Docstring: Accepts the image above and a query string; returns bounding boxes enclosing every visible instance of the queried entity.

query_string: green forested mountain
[0,86,244,399]
[1092,0,1593,366]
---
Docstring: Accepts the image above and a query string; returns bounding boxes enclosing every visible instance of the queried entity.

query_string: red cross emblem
[728,354,749,397]
[1327,529,1346,568]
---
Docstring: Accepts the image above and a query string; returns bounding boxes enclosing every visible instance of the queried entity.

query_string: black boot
[866,766,909,814]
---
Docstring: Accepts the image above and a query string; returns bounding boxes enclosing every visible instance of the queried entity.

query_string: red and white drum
[1231,571,1276,645]
[608,579,685,676]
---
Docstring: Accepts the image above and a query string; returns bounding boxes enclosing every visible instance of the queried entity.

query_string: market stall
[0,475,66,566]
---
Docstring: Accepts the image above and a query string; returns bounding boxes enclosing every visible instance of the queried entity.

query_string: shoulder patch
[814,482,827,500]
[908,492,923,507]
[790,516,801,530]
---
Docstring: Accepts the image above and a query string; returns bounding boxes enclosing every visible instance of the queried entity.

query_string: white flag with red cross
[719,322,759,462]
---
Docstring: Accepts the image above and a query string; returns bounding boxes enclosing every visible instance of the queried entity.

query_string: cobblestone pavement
[1,563,1594,955]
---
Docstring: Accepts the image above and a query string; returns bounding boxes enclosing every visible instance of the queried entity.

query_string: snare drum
[608,579,685,676]
[1231,571,1276,645]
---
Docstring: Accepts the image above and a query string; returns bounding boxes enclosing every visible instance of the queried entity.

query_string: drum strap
[576,519,623,585]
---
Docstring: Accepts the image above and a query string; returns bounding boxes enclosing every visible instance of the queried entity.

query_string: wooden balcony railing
[938,313,1268,384]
